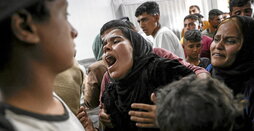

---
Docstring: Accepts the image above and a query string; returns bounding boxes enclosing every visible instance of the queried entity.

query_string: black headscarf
[102,27,193,131]
[212,16,254,127]
[212,16,254,93]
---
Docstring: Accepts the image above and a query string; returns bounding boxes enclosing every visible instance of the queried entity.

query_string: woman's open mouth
[105,55,117,68]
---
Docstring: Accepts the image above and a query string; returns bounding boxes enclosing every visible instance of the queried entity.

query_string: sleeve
[99,72,110,106]
[83,61,107,109]
[154,30,185,59]
[54,62,84,114]
[153,48,209,75]
[149,59,194,87]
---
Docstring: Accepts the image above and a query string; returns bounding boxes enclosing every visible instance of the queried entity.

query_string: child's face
[35,0,77,72]
[184,41,202,59]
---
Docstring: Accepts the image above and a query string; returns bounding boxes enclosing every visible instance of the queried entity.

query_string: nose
[214,40,224,50]
[103,42,112,53]
[70,23,78,39]
[193,47,198,52]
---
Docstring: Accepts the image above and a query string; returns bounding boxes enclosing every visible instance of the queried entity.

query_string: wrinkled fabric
[102,27,193,131]
[211,16,254,129]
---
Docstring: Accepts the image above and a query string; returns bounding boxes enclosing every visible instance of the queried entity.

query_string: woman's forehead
[102,28,124,41]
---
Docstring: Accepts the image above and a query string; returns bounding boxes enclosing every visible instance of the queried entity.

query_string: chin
[57,58,74,73]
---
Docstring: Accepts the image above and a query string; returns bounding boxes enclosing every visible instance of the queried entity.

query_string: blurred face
[101,29,133,80]
[137,13,159,36]
[219,13,230,21]
[189,7,200,14]
[230,2,253,17]
[210,20,243,68]
[209,15,222,29]
[35,0,77,73]
[184,41,202,60]
[184,19,200,31]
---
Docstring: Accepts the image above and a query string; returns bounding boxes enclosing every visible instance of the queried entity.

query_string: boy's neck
[3,65,65,115]
[187,57,200,66]
[152,24,161,37]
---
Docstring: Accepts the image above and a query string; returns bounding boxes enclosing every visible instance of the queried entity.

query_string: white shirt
[153,26,185,60]
[5,93,85,131]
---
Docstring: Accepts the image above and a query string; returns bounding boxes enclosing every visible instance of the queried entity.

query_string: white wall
[68,0,115,60]
[68,0,230,61]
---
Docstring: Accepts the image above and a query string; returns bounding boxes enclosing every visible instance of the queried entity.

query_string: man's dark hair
[184,14,199,22]
[156,75,241,131]
[209,9,223,20]
[184,30,202,42]
[135,1,160,17]
[229,0,254,12]
[0,0,52,70]
[189,5,200,11]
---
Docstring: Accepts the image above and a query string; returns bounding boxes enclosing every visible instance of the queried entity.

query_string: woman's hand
[128,93,159,128]
[99,108,113,128]
[76,106,97,131]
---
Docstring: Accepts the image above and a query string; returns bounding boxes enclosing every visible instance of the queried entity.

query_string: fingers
[150,93,157,103]
[77,110,87,120]
[99,108,113,128]
[135,123,157,128]
[130,115,154,123]
[128,110,155,118]
[131,103,156,111]
[99,109,110,122]
[77,106,85,115]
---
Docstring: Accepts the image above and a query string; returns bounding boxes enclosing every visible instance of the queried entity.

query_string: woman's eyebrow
[224,36,241,39]
[102,35,123,44]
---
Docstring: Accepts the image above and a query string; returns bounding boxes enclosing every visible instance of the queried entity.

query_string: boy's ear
[11,10,40,44]
[154,14,160,22]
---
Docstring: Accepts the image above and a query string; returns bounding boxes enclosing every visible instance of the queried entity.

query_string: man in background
[229,0,253,17]
[202,9,223,38]
[135,1,185,59]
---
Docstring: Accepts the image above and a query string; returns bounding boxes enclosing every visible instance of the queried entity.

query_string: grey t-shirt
[4,93,85,131]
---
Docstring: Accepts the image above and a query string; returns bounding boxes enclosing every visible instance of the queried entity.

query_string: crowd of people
[0,0,254,131]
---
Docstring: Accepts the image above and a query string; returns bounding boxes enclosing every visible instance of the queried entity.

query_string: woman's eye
[225,39,237,44]
[214,38,220,42]
[113,39,121,44]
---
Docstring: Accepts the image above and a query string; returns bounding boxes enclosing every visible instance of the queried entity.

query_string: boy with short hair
[183,30,210,68]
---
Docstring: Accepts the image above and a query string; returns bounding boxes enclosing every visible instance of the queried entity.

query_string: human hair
[156,75,241,131]
[184,30,202,43]
[100,20,135,36]
[0,0,53,70]
[0,0,54,96]
[184,14,199,22]
[209,9,223,20]
[135,1,160,17]
[229,0,254,12]
[189,5,200,13]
